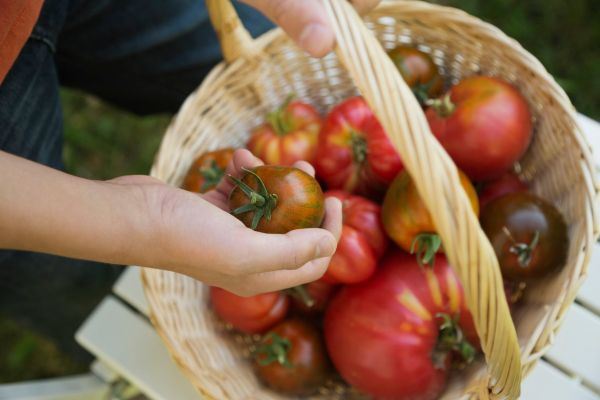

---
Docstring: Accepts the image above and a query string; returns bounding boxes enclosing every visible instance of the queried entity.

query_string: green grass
[2,0,597,384]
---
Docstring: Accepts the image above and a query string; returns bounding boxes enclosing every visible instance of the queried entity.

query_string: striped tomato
[246,98,321,166]
[324,250,478,400]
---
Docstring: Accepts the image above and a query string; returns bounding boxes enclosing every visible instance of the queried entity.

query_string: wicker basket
[142,1,599,398]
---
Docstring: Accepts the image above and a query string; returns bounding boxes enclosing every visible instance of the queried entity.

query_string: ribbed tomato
[324,251,478,400]
[426,76,532,181]
[210,287,289,334]
[246,99,321,165]
[321,190,388,284]
[182,148,234,193]
[315,97,404,197]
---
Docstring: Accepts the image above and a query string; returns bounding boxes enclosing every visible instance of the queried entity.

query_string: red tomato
[324,251,478,400]
[182,148,234,193]
[315,97,404,197]
[254,319,329,395]
[388,46,444,103]
[321,190,388,284]
[210,287,289,334]
[426,76,532,181]
[246,99,321,166]
[478,171,528,210]
[290,280,336,316]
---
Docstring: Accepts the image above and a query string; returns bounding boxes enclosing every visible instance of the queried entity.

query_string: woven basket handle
[206,0,522,398]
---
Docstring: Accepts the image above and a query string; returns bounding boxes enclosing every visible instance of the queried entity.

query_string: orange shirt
[0,0,44,84]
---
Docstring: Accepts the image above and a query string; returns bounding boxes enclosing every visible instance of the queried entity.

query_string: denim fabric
[0,0,272,362]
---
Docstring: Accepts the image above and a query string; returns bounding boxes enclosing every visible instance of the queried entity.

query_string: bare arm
[0,150,342,295]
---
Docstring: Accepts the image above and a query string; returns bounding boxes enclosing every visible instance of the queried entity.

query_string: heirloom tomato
[480,192,568,282]
[388,46,444,103]
[382,170,478,266]
[246,98,321,165]
[228,166,324,233]
[478,171,528,210]
[315,97,403,197]
[210,287,289,334]
[254,319,329,395]
[182,148,234,193]
[325,251,477,400]
[426,76,532,181]
[321,190,388,284]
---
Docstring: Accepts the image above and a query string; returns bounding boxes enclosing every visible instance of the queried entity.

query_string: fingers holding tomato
[321,190,388,284]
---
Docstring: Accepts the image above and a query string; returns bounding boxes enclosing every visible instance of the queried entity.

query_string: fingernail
[298,23,333,57]
[316,234,337,258]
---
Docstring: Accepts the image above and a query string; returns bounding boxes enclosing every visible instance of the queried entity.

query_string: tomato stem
[266,94,295,136]
[228,168,278,230]
[412,81,434,104]
[433,313,476,369]
[199,160,225,192]
[254,332,293,368]
[410,233,442,267]
[426,93,455,117]
[287,285,315,308]
[350,131,368,164]
[503,227,540,268]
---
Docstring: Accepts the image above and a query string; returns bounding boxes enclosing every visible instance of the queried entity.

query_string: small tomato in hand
[321,190,388,284]
[388,46,444,103]
[254,318,329,396]
[426,76,532,181]
[246,98,321,166]
[210,287,289,334]
[480,192,568,282]
[182,148,234,193]
[324,251,477,400]
[478,171,528,210]
[315,97,404,197]
[228,166,325,233]
[382,170,478,266]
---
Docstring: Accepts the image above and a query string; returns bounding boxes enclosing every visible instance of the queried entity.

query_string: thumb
[241,0,335,57]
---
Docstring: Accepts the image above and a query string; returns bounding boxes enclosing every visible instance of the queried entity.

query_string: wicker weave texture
[142,1,599,399]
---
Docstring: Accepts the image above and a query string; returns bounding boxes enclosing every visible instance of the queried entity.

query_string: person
[0,0,379,361]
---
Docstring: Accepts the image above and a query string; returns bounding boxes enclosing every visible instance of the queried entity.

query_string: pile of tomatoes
[182,45,569,399]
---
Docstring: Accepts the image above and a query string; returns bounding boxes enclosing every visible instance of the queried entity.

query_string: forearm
[0,151,158,266]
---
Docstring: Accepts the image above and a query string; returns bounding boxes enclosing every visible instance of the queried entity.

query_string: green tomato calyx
[433,313,476,370]
[199,160,225,192]
[229,168,278,230]
[426,93,455,118]
[254,332,293,368]
[411,233,443,268]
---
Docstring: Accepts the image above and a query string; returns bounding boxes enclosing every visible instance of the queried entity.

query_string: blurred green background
[1,0,598,384]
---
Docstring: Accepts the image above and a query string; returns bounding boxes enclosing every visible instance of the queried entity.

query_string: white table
[2,114,598,400]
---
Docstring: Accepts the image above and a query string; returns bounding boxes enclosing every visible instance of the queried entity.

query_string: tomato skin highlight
[324,251,477,400]
[321,190,388,284]
[247,100,321,166]
[182,148,234,193]
[480,192,568,282]
[315,97,404,197]
[210,288,289,334]
[426,76,533,181]
[228,166,325,234]
[382,170,479,254]
[254,319,329,396]
[478,171,529,210]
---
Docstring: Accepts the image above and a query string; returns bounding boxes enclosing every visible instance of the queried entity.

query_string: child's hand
[153,149,342,296]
